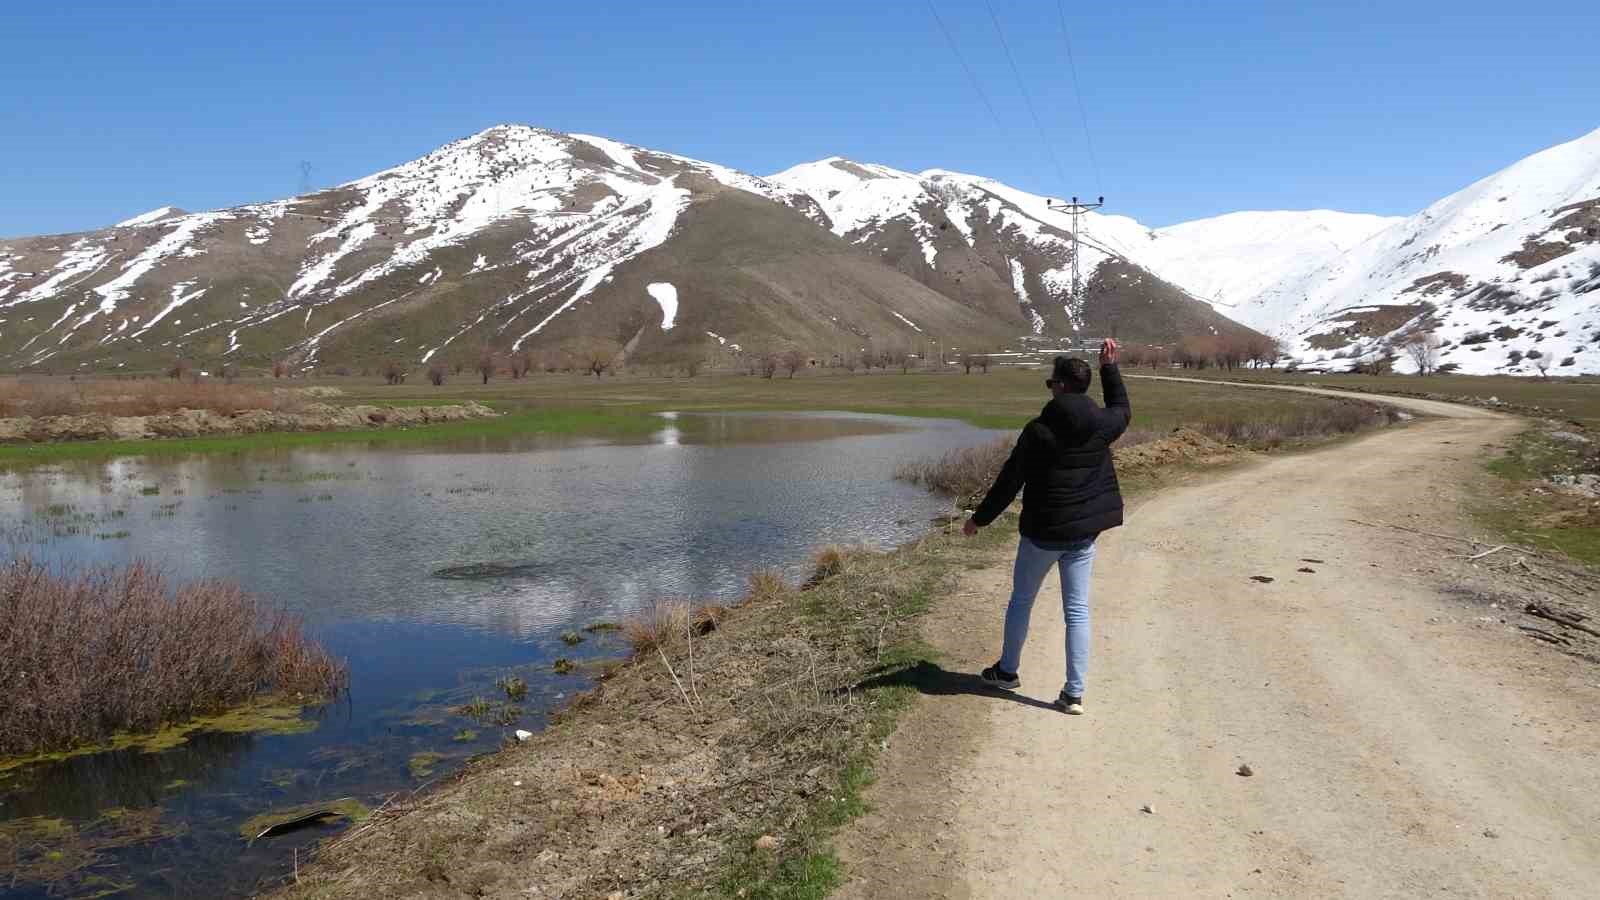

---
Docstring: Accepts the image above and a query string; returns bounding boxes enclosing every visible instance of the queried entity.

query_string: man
[962,338,1131,715]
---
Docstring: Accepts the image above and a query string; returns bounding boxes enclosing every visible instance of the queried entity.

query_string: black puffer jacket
[971,364,1131,541]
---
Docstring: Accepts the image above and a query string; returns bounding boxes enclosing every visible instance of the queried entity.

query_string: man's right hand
[1100,337,1120,365]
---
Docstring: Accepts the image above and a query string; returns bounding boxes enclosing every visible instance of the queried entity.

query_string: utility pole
[1046,195,1104,311]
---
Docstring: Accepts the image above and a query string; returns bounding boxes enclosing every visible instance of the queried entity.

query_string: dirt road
[837,389,1600,898]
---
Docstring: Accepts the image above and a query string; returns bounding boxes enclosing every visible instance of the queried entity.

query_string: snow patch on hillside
[114,207,181,228]
[891,311,921,332]
[647,282,678,330]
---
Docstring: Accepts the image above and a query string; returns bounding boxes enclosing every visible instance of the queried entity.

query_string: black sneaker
[1054,691,1084,715]
[980,664,1020,691]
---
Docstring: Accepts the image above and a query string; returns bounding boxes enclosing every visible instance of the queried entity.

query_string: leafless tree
[780,348,806,379]
[1402,333,1441,376]
[566,338,622,377]
[477,346,498,385]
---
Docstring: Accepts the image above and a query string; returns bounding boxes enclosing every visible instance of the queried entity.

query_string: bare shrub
[0,557,346,757]
[895,436,1014,504]
[1194,401,1400,449]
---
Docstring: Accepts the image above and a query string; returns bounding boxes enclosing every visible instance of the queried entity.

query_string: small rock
[515,729,533,741]
[754,834,779,851]
[1482,828,1499,839]
[1301,558,1325,564]
[1297,567,1316,574]
[1140,804,1154,814]
[1250,575,1274,584]
[1237,764,1254,777]
[1549,431,1590,445]
[513,780,523,787]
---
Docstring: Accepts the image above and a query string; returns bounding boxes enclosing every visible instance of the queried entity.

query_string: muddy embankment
[0,401,499,444]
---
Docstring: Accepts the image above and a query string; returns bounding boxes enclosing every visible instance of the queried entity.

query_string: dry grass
[897,400,1397,501]
[894,436,1014,504]
[617,570,790,656]
[807,545,850,587]
[1192,399,1402,449]
[0,557,347,758]
[0,380,301,419]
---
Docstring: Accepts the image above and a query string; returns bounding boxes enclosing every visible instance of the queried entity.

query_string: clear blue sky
[3,1,1596,237]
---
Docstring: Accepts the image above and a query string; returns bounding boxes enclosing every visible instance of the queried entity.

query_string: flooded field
[0,411,993,898]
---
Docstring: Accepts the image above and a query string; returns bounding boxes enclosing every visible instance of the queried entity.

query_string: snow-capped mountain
[2,123,1595,374]
[768,158,1255,343]
[1236,127,1600,375]
[0,127,1021,372]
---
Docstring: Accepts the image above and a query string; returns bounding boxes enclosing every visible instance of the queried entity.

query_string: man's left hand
[962,518,978,537]
[1101,337,1120,365]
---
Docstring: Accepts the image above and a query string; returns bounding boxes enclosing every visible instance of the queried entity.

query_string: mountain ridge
[2,123,1596,374]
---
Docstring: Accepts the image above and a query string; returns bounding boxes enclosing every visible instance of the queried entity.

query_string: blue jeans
[999,535,1097,698]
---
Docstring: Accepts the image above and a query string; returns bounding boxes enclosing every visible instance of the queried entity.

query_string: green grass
[0,369,1403,467]
[1478,427,1600,565]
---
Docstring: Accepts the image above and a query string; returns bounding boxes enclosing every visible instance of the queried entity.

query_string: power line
[925,1,1008,136]
[1057,0,1104,194]
[983,0,1070,192]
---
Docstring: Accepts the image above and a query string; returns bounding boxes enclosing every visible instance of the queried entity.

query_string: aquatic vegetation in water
[559,630,584,646]
[407,752,447,779]
[583,621,621,633]
[238,797,371,842]
[453,696,494,720]
[0,699,319,775]
[553,658,576,675]
[496,674,528,701]
[452,729,479,743]
[0,807,179,895]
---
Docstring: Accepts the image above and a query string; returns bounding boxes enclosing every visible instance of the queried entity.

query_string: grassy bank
[0,558,346,762]
[1477,425,1600,565]
[0,369,1407,465]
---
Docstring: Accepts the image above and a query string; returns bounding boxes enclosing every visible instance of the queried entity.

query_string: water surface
[0,411,992,898]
